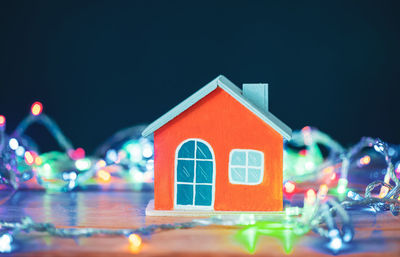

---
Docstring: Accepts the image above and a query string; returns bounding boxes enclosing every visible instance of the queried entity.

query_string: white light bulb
[0,234,12,253]
[15,146,25,156]
[8,138,19,150]
[142,143,153,158]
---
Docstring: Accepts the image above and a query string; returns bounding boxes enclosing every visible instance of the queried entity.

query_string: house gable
[142,75,292,140]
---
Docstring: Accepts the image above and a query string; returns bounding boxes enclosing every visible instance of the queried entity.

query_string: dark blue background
[1,1,399,153]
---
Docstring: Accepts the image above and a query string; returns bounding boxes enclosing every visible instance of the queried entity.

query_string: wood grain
[0,191,399,256]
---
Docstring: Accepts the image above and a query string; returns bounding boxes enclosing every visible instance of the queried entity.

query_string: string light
[42,163,52,176]
[378,186,389,198]
[35,156,43,166]
[69,147,85,160]
[0,102,154,192]
[0,115,6,127]
[0,217,199,254]
[24,151,35,165]
[337,178,348,195]
[322,166,334,174]
[347,191,362,201]
[130,168,144,183]
[305,189,316,205]
[235,220,301,254]
[143,170,154,182]
[126,142,142,162]
[97,169,111,182]
[0,233,12,253]
[30,101,43,116]
[284,181,296,194]
[106,149,118,163]
[75,158,91,171]
[8,138,19,150]
[0,104,399,255]
[96,159,106,168]
[359,155,371,166]
[318,184,329,199]
[15,146,25,156]
[374,143,385,153]
[327,229,342,252]
[128,233,142,249]
[142,143,153,158]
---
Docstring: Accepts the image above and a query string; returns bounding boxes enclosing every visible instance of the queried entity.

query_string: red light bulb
[0,115,5,127]
[69,147,85,160]
[31,102,43,116]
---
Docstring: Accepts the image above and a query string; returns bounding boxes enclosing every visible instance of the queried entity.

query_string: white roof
[142,75,292,140]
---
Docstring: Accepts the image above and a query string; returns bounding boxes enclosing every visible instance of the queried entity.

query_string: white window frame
[229,149,264,185]
[174,138,215,210]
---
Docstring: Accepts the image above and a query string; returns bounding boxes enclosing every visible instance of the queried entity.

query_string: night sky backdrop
[1,1,399,153]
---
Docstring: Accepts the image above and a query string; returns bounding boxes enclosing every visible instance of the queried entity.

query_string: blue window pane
[177,184,193,205]
[177,160,194,182]
[178,141,195,158]
[195,185,212,206]
[196,161,213,183]
[248,168,262,184]
[248,151,262,167]
[196,142,212,159]
[231,151,246,165]
[230,167,246,183]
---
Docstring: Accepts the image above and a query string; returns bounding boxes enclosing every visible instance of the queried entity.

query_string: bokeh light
[0,115,5,127]
[31,101,43,116]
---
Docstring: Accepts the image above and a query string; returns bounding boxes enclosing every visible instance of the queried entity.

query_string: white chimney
[242,83,269,112]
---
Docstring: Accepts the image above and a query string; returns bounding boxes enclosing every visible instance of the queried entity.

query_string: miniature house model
[143,75,292,214]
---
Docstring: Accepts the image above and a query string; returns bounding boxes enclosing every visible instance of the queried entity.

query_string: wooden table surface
[0,190,399,256]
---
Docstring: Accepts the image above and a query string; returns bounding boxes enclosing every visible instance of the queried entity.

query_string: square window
[177,184,193,205]
[229,149,264,185]
[177,160,194,182]
[248,168,262,184]
[195,185,212,206]
[231,151,246,165]
[248,151,262,167]
[230,167,246,183]
[196,160,213,183]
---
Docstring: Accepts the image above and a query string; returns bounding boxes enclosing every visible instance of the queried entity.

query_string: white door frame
[174,138,215,210]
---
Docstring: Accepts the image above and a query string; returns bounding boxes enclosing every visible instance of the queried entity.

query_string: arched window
[175,139,214,209]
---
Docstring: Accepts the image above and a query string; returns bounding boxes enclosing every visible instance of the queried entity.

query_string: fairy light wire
[0,217,201,237]
[12,113,74,153]
[0,104,400,254]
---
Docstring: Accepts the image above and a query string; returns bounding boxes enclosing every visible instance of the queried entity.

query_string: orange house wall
[153,88,283,211]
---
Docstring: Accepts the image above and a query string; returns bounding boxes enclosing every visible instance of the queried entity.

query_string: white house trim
[174,138,216,210]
